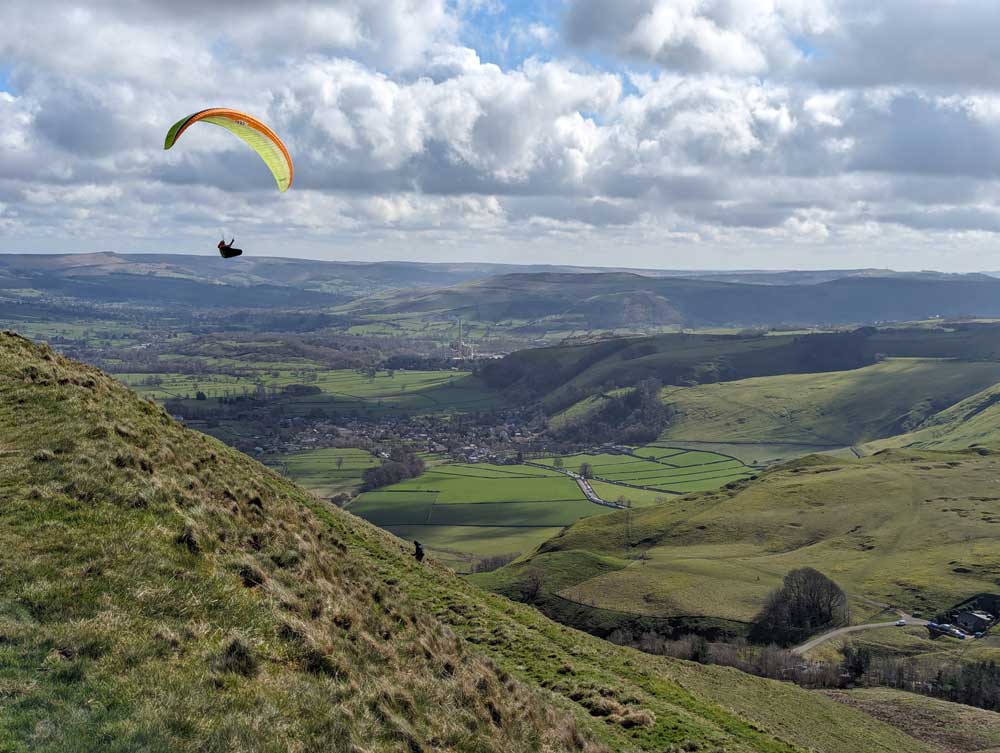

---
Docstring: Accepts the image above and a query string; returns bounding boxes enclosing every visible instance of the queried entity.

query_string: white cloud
[3,0,1000,269]
[565,0,835,75]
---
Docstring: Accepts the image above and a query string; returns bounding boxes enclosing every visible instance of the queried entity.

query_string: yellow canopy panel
[164,108,293,192]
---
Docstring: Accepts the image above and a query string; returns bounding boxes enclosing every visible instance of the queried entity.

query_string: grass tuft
[212,638,258,677]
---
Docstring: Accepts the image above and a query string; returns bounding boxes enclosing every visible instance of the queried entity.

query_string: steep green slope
[480,450,1000,631]
[867,381,1000,452]
[0,332,942,753]
[658,358,1000,446]
[483,330,876,411]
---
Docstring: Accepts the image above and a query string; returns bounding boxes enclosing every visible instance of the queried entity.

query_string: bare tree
[521,568,545,603]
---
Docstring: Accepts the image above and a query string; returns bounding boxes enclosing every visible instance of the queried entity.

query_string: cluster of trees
[384,354,458,371]
[360,447,426,491]
[282,383,322,396]
[551,378,673,445]
[609,627,1000,715]
[470,553,520,573]
[749,567,850,645]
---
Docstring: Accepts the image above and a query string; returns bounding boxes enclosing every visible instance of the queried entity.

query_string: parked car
[895,619,907,626]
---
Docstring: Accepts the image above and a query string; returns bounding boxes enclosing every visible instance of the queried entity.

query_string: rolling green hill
[656,358,1000,447]
[483,329,877,411]
[2,331,948,753]
[478,449,1000,638]
[509,323,1000,426]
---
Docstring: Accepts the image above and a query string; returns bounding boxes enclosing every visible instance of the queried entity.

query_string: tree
[195,391,207,401]
[336,457,344,471]
[521,568,545,603]
[360,446,426,491]
[578,462,594,479]
[553,457,564,469]
[842,645,872,681]
[750,567,849,646]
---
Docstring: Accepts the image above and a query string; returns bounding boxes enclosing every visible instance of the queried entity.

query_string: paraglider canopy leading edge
[164,108,293,192]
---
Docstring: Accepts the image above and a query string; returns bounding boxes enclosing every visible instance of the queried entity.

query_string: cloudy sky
[4,0,1000,270]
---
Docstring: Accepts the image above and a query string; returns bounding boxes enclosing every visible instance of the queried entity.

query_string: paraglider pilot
[413,540,425,563]
[218,238,243,259]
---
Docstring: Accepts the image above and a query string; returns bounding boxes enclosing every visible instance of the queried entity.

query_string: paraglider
[164,108,293,260]
[217,238,242,259]
[163,108,293,191]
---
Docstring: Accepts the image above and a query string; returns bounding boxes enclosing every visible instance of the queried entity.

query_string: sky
[4,1,1000,270]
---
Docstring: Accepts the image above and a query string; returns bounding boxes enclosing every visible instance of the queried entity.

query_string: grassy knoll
[0,332,943,753]
[274,447,378,498]
[535,446,754,496]
[658,358,1000,446]
[822,687,1000,753]
[483,449,1000,635]
[349,464,606,571]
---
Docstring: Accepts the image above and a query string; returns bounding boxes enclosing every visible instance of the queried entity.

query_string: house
[955,610,993,634]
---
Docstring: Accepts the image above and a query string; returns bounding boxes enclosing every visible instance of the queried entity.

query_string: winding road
[792,613,928,655]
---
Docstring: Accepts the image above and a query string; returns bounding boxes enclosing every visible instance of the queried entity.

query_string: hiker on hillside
[413,540,425,563]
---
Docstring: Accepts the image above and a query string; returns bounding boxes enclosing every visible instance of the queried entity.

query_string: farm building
[956,610,994,634]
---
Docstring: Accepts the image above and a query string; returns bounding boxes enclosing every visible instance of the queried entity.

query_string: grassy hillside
[0,331,950,753]
[867,381,1000,452]
[484,329,877,411]
[822,688,1000,753]
[479,449,1000,634]
[657,358,1000,446]
[488,324,1000,412]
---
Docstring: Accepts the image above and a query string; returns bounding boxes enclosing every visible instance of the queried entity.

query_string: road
[792,614,928,655]
[523,462,627,509]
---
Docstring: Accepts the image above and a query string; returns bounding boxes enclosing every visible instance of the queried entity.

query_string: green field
[348,463,609,571]
[646,440,857,465]
[349,448,753,569]
[483,449,1000,632]
[274,447,378,498]
[117,368,500,415]
[535,445,754,497]
[659,358,1000,446]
